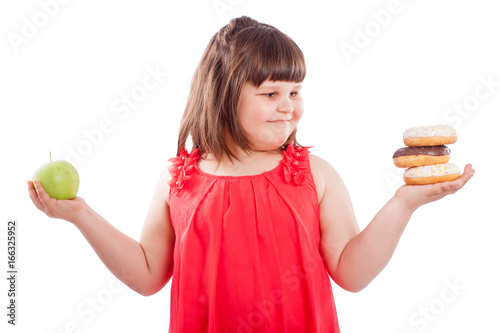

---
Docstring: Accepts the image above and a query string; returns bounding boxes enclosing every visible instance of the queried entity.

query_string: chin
[253,129,296,151]
[272,137,293,150]
[252,139,287,152]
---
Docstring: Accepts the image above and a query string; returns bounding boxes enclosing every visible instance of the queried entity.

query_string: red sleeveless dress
[167,143,340,332]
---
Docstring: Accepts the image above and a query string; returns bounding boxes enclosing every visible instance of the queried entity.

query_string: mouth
[267,120,290,128]
[268,119,291,123]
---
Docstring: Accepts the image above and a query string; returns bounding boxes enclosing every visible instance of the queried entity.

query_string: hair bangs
[238,27,306,87]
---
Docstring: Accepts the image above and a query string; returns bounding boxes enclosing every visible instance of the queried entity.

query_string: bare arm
[27,168,175,296]
[310,155,474,292]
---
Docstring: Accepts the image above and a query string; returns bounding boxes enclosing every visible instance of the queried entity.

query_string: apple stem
[50,151,52,162]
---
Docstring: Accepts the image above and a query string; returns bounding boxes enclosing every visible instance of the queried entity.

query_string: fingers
[463,163,476,180]
[441,164,475,194]
[31,179,55,213]
[422,163,475,197]
[27,180,45,211]
[456,163,475,187]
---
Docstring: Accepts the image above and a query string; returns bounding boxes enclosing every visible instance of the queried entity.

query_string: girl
[28,16,474,332]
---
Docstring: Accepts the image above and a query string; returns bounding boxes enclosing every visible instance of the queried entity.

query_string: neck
[216,129,281,164]
[201,137,282,170]
[218,145,283,166]
[202,145,284,177]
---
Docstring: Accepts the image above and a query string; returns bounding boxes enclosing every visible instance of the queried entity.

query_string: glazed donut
[403,163,461,185]
[393,145,451,168]
[403,125,457,147]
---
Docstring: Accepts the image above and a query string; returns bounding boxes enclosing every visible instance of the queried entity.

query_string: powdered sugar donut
[403,125,457,147]
[403,163,461,185]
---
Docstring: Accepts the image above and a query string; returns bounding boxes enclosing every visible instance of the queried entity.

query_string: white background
[1,0,499,332]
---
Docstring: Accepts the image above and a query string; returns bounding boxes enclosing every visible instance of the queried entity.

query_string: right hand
[27,180,88,223]
[394,163,475,212]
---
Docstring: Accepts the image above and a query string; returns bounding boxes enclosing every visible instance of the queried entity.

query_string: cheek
[293,100,304,120]
[240,109,266,124]
[238,110,267,135]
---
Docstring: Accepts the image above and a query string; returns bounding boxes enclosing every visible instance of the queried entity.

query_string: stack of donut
[393,125,461,185]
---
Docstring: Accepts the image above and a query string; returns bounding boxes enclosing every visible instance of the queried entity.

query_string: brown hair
[176,16,306,163]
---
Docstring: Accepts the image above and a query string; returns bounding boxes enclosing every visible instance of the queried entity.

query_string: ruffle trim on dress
[167,143,312,194]
[167,147,201,196]
[280,143,312,186]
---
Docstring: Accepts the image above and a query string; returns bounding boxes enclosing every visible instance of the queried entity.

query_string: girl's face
[238,80,304,151]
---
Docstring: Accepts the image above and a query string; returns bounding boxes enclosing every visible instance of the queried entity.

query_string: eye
[263,92,276,98]
[290,91,299,98]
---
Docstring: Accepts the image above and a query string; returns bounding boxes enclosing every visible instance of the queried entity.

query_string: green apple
[32,153,80,200]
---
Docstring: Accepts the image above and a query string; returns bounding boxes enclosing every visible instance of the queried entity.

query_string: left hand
[395,163,475,211]
[28,179,88,222]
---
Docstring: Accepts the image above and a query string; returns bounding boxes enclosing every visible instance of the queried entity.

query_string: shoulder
[309,153,350,205]
[308,154,338,205]
[157,166,173,206]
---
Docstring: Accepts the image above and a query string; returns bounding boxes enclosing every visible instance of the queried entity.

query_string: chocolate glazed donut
[393,145,451,168]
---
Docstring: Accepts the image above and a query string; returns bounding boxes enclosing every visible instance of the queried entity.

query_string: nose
[277,96,294,113]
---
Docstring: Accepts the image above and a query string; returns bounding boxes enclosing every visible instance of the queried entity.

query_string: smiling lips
[268,120,290,128]
[268,119,291,122]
